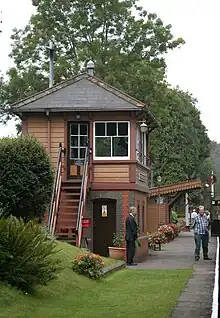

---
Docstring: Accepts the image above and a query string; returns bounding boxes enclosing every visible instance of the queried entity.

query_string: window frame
[136,125,148,166]
[93,121,130,160]
[69,123,89,160]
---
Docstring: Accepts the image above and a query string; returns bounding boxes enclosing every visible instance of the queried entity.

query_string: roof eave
[13,107,142,114]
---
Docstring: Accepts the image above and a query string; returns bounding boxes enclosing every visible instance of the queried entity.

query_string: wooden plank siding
[24,114,65,174]
[27,117,48,150]
[147,198,168,232]
[136,164,149,192]
[93,164,130,183]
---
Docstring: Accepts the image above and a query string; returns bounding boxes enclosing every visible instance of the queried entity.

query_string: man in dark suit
[125,206,138,266]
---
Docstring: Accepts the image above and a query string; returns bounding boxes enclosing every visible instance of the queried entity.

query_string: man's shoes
[204,257,212,260]
[195,257,199,261]
[126,263,138,266]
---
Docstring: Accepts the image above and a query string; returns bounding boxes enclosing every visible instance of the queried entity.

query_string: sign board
[101,205,107,217]
[74,159,84,166]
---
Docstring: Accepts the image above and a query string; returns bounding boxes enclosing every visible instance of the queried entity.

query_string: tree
[0,0,210,186]
[2,0,183,105]
[0,136,54,221]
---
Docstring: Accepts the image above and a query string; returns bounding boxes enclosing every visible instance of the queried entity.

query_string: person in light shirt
[205,210,211,242]
[191,209,197,222]
[191,206,212,261]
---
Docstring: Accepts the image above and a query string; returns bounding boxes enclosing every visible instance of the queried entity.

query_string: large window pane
[80,148,86,159]
[80,136,87,146]
[70,136,78,147]
[70,148,78,159]
[95,137,111,157]
[80,124,88,135]
[95,123,105,136]
[118,123,128,136]
[107,123,116,136]
[70,124,78,135]
[112,137,128,156]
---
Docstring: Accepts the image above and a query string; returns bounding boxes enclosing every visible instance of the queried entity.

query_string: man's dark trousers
[194,233,209,259]
[126,240,135,265]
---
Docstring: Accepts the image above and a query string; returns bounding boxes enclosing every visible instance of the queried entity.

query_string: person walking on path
[191,208,197,224]
[191,205,212,261]
[125,206,138,266]
[205,210,211,242]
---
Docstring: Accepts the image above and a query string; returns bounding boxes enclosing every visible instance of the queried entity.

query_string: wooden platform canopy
[150,179,202,197]
[147,179,202,232]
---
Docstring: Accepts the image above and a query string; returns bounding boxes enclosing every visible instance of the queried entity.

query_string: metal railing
[48,143,63,235]
[136,149,150,166]
[76,146,89,247]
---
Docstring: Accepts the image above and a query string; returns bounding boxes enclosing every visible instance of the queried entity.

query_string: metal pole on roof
[49,40,54,88]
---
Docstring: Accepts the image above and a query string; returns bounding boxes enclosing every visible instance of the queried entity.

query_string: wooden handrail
[48,143,63,235]
[76,147,89,247]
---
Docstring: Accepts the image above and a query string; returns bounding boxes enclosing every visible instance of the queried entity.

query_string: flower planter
[134,236,149,263]
[153,243,161,251]
[108,247,126,260]
[166,234,173,242]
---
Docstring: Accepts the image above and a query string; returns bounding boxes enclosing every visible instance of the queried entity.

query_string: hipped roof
[12,72,158,128]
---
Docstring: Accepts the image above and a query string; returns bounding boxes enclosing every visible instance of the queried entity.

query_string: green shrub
[72,253,104,279]
[0,216,60,293]
[0,135,54,221]
[171,211,178,224]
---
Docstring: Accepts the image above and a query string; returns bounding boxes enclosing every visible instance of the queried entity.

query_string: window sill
[93,157,130,161]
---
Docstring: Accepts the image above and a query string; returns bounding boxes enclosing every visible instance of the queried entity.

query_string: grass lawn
[0,242,193,318]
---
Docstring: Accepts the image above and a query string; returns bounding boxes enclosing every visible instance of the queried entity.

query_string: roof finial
[86,60,95,76]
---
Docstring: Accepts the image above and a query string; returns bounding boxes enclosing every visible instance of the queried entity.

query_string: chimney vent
[86,60,95,76]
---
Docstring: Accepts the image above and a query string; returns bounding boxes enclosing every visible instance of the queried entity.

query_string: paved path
[129,231,217,317]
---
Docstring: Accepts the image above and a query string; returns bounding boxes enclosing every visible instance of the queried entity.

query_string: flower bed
[146,222,181,250]
[72,252,105,279]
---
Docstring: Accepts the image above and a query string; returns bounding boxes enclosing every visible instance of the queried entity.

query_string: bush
[72,253,104,279]
[0,216,60,293]
[171,211,178,224]
[0,136,54,221]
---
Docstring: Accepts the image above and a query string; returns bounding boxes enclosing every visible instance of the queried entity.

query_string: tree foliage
[0,0,210,185]
[0,136,54,221]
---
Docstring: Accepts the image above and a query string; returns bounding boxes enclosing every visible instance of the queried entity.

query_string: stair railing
[76,146,89,247]
[48,143,64,235]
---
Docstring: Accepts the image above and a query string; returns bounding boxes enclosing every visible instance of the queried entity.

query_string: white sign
[102,205,107,217]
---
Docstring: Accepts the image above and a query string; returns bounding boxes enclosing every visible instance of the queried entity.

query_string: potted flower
[108,232,126,260]
[147,231,166,250]
[158,224,174,242]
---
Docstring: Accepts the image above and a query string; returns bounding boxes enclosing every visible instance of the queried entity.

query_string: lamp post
[157,175,162,226]
[140,121,148,165]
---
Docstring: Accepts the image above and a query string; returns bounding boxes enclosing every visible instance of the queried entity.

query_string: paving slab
[127,231,217,318]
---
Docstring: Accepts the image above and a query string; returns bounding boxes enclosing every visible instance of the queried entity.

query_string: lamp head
[140,122,148,133]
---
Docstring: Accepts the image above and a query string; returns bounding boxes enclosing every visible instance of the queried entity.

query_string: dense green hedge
[0,136,54,221]
[0,217,60,293]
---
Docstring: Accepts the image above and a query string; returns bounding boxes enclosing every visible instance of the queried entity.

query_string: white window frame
[93,121,130,160]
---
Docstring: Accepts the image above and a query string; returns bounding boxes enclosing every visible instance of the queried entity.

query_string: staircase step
[63,179,81,184]
[61,193,80,197]
[61,199,79,203]
[59,205,78,209]
[61,186,81,190]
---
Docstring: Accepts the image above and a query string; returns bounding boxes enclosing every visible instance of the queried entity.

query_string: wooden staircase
[47,143,89,248]
[55,180,81,244]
